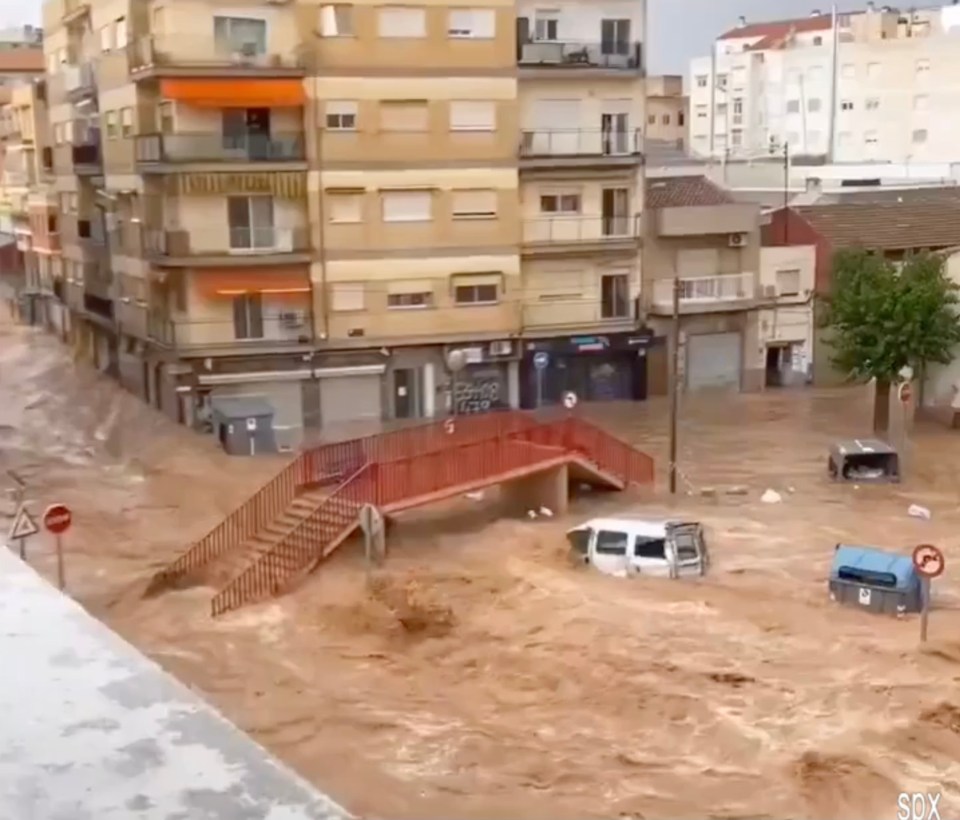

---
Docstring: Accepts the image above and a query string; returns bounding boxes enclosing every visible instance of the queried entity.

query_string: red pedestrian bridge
[145,410,655,616]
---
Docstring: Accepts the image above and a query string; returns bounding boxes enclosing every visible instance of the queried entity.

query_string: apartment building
[516,0,649,407]
[645,74,686,149]
[37,0,651,449]
[688,2,960,164]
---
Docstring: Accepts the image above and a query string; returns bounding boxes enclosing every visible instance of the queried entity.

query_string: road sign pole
[55,534,65,590]
[912,544,945,645]
[42,503,72,591]
[536,368,543,409]
[920,577,930,642]
[16,537,24,560]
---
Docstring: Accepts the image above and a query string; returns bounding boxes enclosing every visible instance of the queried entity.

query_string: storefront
[519,331,657,408]
[442,341,520,415]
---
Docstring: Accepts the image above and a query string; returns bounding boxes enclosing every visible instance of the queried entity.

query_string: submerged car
[566,516,709,579]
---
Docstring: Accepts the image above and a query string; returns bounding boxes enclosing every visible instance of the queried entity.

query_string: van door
[668,522,707,577]
[631,533,670,577]
[592,528,630,577]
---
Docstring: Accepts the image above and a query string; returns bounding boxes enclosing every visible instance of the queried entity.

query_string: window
[115,17,128,49]
[325,100,357,130]
[213,16,268,54]
[661,114,670,125]
[227,195,275,249]
[731,129,742,147]
[775,268,800,296]
[912,128,928,144]
[53,123,63,144]
[120,107,133,137]
[786,99,800,114]
[600,273,629,319]
[867,62,880,79]
[331,283,364,312]
[233,293,264,340]
[158,101,174,134]
[841,63,855,78]
[100,25,113,51]
[807,98,821,112]
[730,66,746,88]
[380,101,428,131]
[378,7,426,37]
[716,73,728,89]
[678,111,685,126]
[695,104,707,119]
[647,113,655,124]
[533,12,558,41]
[695,74,707,88]
[865,97,879,111]
[451,189,497,219]
[104,111,118,138]
[595,530,628,556]
[864,130,878,145]
[539,193,580,213]
[914,95,929,111]
[319,5,354,36]
[381,189,432,222]
[454,281,498,305]
[812,35,823,46]
[387,290,433,308]
[634,536,666,559]
[840,100,853,111]
[327,191,363,223]
[449,100,495,131]
[715,103,727,116]
[447,8,495,38]
[916,58,930,75]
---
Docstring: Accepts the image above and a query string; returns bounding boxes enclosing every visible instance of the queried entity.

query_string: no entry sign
[43,503,72,535]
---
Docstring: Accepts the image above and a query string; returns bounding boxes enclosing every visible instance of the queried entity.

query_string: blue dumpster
[828,544,925,616]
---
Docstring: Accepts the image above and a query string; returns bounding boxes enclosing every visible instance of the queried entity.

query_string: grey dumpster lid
[210,396,274,420]
[831,438,897,456]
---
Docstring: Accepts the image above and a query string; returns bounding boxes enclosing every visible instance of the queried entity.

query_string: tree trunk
[873,379,891,435]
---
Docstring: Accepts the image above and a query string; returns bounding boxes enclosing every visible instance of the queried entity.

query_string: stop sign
[43,504,72,534]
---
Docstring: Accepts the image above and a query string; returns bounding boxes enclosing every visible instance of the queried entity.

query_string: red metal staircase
[146,411,655,616]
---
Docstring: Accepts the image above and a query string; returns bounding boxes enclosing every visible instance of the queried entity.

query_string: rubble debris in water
[907,504,932,521]
[761,489,782,504]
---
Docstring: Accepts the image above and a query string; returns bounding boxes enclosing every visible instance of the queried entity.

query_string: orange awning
[195,268,311,299]
[160,78,305,108]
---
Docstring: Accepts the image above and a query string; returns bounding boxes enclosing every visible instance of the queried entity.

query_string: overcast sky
[2,0,866,76]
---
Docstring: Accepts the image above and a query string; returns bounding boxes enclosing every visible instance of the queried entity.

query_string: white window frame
[454,281,499,305]
[381,190,432,223]
[451,189,497,219]
[325,100,358,131]
[387,290,433,309]
[327,191,363,223]
[448,8,495,38]
[865,98,879,111]
[775,268,800,297]
[533,12,558,41]
[319,5,354,37]
[449,100,495,132]
[539,192,580,214]
[378,7,426,38]
[115,16,128,49]
[100,25,113,52]
[695,75,707,88]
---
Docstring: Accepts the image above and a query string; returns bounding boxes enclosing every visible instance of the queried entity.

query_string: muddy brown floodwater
[3,317,960,820]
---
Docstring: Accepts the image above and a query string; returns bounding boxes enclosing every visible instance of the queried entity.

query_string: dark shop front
[519,331,655,408]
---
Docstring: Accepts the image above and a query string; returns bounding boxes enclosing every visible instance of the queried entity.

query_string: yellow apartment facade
[37,0,654,449]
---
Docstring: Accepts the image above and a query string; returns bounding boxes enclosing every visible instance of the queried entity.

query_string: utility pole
[668,274,680,495]
[783,141,790,243]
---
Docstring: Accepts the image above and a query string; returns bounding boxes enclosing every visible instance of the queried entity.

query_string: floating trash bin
[828,544,924,616]
[828,438,899,483]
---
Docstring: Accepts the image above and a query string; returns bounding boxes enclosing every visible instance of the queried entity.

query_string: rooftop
[645,175,736,209]
[0,548,351,820]
[0,47,44,74]
[718,14,834,41]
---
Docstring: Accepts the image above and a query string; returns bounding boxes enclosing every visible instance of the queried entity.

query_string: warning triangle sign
[8,505,39,540]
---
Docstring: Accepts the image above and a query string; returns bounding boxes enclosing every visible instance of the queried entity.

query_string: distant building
[688,2,960,164]
[0,25,43,47]
[645,75,687,150]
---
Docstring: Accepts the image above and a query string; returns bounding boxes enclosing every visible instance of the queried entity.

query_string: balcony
[519,128,643,169]
[72,141,102,175]
[144,226,311,267]
[62,0,90,25]
[517,40,643,76]
[80,259,113,301]
[116,299,149,340]
[146,312,314,355]
[63,63,97,102]
[649,273,757,315]
[127,35,304,80]
[522,298,637,332]
[135,133,306,169]
[521,215,640,255]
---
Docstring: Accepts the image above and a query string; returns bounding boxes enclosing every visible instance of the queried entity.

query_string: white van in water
[566,516,709,579]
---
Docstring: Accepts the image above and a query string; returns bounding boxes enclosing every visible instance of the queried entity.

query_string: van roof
[571,516,689,537]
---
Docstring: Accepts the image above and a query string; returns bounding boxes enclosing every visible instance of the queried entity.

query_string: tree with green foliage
[821,248,960,433]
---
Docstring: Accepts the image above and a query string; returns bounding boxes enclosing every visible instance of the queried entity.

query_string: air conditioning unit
[279,311,305,329]
[728,233,747,247]
[762,284,776,297]
[489,340,512,357]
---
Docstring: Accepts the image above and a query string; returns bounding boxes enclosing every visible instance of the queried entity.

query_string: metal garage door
[686,332,742,390]
[320,375,383,427]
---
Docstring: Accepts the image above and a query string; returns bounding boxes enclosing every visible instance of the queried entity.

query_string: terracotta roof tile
[718,15,833,41]
[794,196,960,250]
[645,175,735,209]
[0,48,44,74]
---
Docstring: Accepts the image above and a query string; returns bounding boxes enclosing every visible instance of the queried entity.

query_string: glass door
[227,195,275,250]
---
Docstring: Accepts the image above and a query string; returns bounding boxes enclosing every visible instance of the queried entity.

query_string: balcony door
[213,16,267,57]
[601,187,629,236]
[228,195,275,250]
[233,293,264,340]
[600,18,631,56]
[223,108,271,159]
[601,111,629,154]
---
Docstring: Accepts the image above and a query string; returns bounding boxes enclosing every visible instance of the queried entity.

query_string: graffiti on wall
[453,370,504,414]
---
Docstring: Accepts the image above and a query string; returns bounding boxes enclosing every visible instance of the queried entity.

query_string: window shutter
[380,101,428,131]
[449,100,495,131]
[381,190,432,222]
[451,189,497,217]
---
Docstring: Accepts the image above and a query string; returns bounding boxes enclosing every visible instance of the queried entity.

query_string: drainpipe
[312,73,330,352]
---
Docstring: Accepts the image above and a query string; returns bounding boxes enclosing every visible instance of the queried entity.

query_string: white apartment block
[688,2,960,164]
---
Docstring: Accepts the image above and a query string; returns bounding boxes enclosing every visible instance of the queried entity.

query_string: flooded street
[3,316,960,820]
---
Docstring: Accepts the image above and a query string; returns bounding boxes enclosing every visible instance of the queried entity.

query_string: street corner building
[17,0,658,455]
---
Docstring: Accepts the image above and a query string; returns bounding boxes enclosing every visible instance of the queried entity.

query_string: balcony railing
[523,215,638,244]
[517,40,643,71]
[651,273,756,308]
[229,226,296,253]
[128,35,303,73]
[144,227,303,258]
[135,133,306,164]
[63,62,96,98]
[520,128,643,158]
[147,313,313,350]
